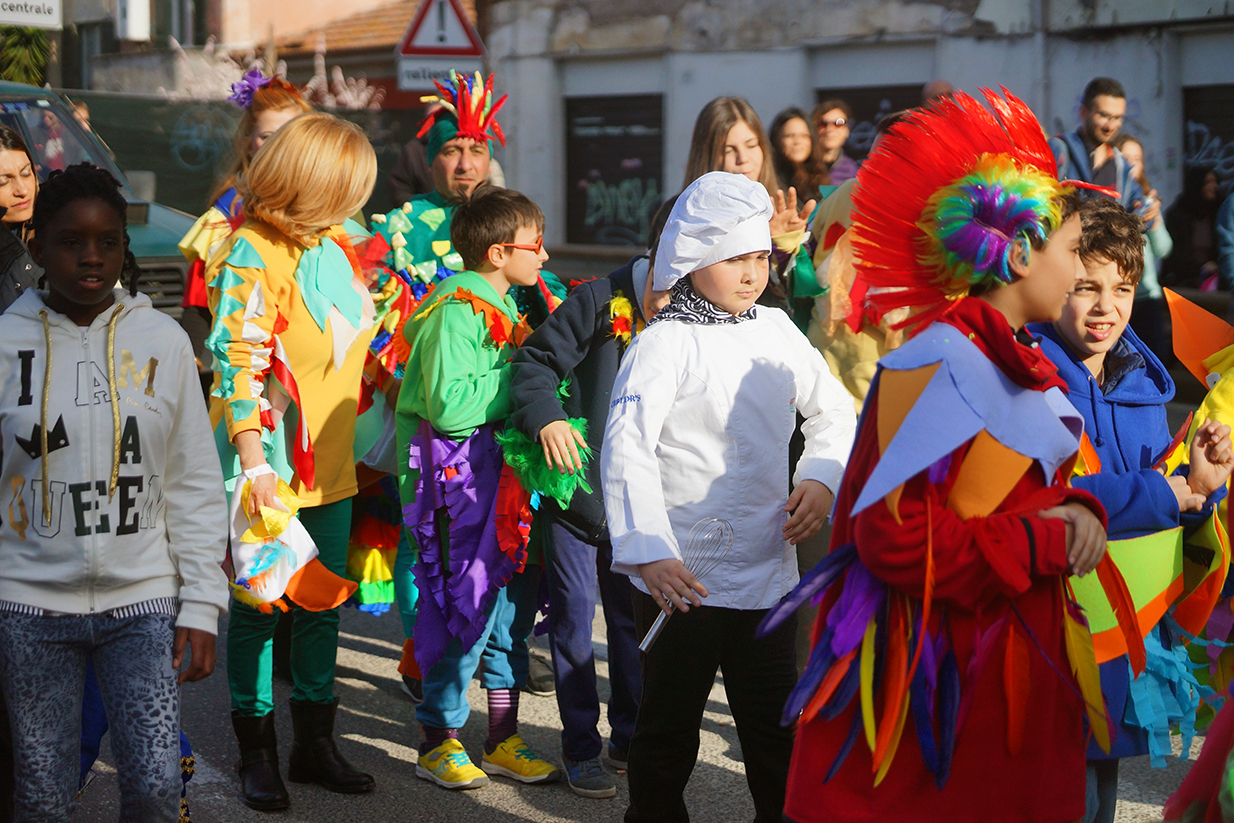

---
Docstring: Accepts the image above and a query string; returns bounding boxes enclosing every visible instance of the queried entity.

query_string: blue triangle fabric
[215,293,245,321]
[228,397,258,422]
[212,266,246,294]
[294,237,364,332]
[224,236,266,269]
[852,322,1083,516]
[342,217,372,240]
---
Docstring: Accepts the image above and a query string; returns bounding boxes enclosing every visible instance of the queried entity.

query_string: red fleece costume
[785,299,1106,823]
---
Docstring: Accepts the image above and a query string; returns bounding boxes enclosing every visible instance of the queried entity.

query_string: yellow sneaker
[416,739,490,790]
[480,734,561,784]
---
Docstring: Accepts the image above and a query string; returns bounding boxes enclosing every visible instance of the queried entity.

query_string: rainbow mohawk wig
[417,70,507,146]
[925,154,1065,292]
[850,88,1071,336]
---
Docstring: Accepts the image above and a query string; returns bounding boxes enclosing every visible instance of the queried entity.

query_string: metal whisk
[638,518,733,652]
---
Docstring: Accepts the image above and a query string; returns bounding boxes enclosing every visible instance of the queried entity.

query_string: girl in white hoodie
[0,164,228,821]
[602,172,857,823]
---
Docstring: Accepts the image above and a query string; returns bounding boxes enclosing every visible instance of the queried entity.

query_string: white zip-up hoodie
[602,308,857,610]
[0,289,228,634]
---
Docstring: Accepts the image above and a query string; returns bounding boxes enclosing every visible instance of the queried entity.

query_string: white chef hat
[652,171,774,291]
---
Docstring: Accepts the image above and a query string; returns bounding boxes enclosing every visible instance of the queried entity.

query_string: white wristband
[242,464,277,481]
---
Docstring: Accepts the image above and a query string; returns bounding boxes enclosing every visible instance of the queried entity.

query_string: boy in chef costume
[601,170,858,823]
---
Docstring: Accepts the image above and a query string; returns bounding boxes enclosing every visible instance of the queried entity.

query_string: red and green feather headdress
[417,70,507,146]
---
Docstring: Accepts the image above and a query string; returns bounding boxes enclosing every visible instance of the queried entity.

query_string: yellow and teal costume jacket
[205,217,377,507]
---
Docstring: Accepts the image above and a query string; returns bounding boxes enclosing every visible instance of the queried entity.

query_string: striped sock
[485,688,519,753]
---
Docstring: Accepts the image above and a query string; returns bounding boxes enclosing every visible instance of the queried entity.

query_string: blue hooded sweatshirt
[1031,321,1221,762]
[1031,322,1181,538]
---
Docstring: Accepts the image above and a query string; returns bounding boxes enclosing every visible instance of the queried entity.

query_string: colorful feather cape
[760,328,1147,786]
[402,419,529,674]
[761,546,1135,789]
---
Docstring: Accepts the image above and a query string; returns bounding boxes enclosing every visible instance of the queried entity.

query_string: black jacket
[0,223,39,313]
[509,257,644,544]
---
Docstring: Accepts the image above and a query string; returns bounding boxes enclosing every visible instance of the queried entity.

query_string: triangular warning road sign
[396,0,484,57]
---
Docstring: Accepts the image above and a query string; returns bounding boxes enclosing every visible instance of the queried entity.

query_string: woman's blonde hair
[683,97,779,196]
[210,78,312,203]
[242,113,377,245]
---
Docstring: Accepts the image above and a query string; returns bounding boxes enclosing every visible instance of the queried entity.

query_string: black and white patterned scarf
[648,277,758,326]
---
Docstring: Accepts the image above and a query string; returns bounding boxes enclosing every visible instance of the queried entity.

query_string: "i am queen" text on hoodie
[0,288,229,634]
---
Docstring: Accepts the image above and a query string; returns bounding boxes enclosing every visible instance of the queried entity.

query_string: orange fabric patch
[1090,575,1184,663]
[1164,288,1234,387]
[284,558,359,612]
[946,430,1033,519]
[876,363,941,455]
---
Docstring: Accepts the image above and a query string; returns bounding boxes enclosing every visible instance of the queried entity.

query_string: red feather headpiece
[850,88,1072,336]
[416,70,507,146]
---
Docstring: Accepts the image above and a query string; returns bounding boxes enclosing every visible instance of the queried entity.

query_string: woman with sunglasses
[810,99,858,184]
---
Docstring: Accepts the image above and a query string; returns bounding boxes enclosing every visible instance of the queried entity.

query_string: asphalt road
[70,600,1202,823]
[75,604,763,822]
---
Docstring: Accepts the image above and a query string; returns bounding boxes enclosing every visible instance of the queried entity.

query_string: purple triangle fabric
[852,322,1083,516]
[403,419,521,674]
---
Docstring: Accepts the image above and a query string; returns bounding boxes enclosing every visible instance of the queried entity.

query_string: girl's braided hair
[32,162,142,296]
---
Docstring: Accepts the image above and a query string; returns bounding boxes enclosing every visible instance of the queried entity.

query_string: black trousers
[625,592,797,823]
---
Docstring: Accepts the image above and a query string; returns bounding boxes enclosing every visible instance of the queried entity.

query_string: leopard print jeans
[0,611,180,822]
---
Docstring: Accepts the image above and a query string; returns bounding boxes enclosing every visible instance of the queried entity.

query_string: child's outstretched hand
[1165,474,1206,513]
[540,420,588,474]
[1187,419,1234,499]
[639,558,708,615]
[769,187,818,237]
[174,628,217,685]
[783,480,834,545]
[1040,503,1107,577]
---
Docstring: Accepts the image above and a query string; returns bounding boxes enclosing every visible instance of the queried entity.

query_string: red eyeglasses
[501,237,544,254]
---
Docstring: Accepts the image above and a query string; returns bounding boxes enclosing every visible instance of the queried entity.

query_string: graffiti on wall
[580,173,661,246]
[1185,120,1234,192]
[1184,84,1234,195]
[566,94,664,246]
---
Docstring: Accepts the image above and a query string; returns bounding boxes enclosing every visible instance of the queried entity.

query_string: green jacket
[396,271,520,465]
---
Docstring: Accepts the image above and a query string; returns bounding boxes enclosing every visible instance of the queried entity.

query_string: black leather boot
[231,711,290,811]
[286,698,375,794]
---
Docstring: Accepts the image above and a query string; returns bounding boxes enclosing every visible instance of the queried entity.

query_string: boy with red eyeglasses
[395,186,561,791]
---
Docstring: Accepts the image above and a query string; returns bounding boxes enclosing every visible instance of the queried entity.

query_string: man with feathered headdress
[346,71,566,701]
[759,89,1147,822]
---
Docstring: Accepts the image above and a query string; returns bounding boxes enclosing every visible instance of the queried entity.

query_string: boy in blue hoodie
[1030,197,1234,823]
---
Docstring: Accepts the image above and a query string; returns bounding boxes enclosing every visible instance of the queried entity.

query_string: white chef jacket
[601,307,857,610]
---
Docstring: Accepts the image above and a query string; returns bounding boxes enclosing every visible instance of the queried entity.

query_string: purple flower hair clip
[228,68,271,109]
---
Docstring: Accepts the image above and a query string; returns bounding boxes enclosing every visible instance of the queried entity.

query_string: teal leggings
[393,527,419,639]
[227,498,352,716]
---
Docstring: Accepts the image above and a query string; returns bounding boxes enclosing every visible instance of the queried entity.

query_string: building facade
[488,0,1234,248]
